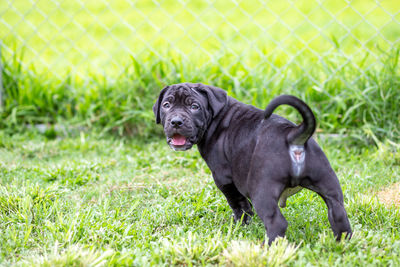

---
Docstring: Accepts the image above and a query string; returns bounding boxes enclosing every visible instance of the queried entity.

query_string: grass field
[0,130,399,266]
[1,0,400,265]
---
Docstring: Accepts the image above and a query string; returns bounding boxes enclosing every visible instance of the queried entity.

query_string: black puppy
[153,82,352,244]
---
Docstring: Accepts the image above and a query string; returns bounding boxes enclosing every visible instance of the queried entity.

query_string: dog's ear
[153,86,169,124]
[194,84,228,118]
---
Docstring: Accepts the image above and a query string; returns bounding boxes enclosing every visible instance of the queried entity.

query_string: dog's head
[153,83,227,151]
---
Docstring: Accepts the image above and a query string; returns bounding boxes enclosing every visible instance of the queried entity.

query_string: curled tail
[264,95,316,145]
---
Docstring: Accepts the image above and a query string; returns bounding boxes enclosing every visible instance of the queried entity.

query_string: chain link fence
[1,0,399,84]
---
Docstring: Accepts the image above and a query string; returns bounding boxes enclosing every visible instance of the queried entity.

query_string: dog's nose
[170,117,184,128]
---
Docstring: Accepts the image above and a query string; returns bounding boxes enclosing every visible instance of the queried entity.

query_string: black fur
[154,83,352,244]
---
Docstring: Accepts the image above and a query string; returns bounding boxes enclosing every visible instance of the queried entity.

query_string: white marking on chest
[289,145,305,177]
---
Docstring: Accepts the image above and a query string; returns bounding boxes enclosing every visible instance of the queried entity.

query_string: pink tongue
[172,134,186,146]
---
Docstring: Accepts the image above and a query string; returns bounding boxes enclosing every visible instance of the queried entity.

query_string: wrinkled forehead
[164,84,205,104]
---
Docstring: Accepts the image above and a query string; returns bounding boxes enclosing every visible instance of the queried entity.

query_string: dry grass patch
[377,182,400,207]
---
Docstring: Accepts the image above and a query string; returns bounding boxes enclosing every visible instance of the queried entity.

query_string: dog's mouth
[167,134,194,151]
[171,134,187,146]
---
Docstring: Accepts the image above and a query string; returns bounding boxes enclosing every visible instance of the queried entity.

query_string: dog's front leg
[213,175,254,224]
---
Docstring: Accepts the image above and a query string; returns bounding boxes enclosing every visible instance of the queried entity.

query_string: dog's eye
[162,102,171,109]
[190,103,200,110]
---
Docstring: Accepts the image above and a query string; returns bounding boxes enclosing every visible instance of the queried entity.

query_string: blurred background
[1,0,399,143]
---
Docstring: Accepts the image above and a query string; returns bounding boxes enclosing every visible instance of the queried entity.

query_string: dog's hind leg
[302,169,352,241]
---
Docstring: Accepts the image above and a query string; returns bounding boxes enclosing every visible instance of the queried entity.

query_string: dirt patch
[376,182,400,207]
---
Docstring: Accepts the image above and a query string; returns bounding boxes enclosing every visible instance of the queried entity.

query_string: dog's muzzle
[164,115,197,151]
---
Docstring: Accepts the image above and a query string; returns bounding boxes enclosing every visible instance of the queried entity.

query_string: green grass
[0,130,399,266]
[1,46,400,144]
